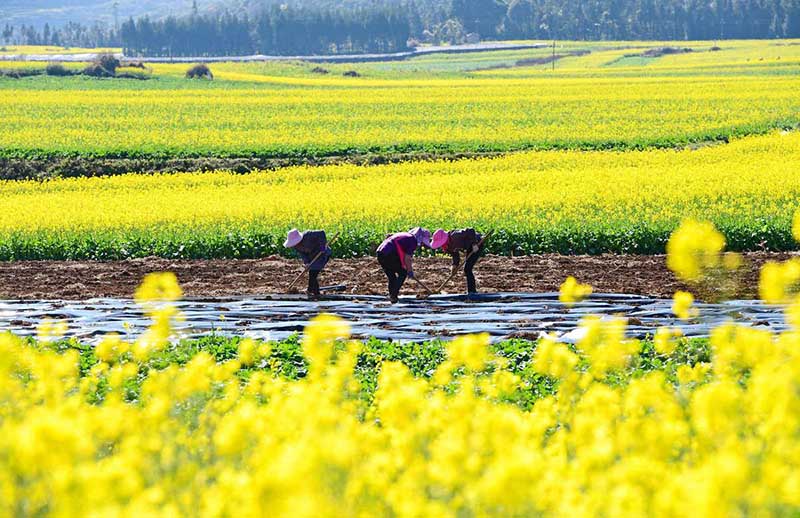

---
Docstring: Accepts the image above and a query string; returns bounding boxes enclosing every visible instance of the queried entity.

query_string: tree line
[496,0,800,41]
[2,0,799,57]
[120,6,412,57]
[1,21,118,49]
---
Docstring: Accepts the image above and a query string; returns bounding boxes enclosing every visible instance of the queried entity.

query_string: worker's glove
[407,270,415,279]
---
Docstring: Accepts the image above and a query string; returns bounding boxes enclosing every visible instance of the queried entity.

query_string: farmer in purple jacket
[376,227,431,303]
[285,229,331,299]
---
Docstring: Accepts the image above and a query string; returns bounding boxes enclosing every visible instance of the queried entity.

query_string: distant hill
[0,0,196,28]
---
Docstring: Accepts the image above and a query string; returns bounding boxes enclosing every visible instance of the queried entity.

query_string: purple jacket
[377,232,418,270]
[295,230,331,271]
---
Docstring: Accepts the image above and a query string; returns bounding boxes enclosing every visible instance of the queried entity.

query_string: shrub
[45,63,72,77]
[343,70,361,77]
[642,46,693,57]
[95,53,120,74]
[311,66,329,74]
[116,70,152,80]
[82,63,114,78]
[186,64,213,80]
[82,53,121,78]
[0,68,43,79]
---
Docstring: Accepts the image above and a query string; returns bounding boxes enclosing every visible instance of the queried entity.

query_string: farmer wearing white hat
[431,228,484,294]
[284,229,331,299]
[376,227,431,303]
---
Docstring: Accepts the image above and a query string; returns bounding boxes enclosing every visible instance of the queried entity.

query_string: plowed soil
[0,253,793,300]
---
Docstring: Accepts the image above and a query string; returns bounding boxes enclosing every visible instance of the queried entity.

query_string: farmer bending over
[284,229,331,300]
[431,228,484,294]
[376,227,431,303]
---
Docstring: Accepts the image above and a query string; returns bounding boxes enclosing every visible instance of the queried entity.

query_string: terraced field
[0,132,797,259]
[1,40,798,163]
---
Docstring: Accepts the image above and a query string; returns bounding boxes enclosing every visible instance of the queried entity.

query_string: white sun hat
[284,229,302,248]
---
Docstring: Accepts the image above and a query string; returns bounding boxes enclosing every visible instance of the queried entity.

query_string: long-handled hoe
[412,275,434,299]
[287,232,341,292]
[436,229,494,293]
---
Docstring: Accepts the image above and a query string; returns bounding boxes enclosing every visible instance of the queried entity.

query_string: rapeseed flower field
[0,132,797,259]
[0,40,798,160]
[3,221,800,516]
[2,40,800,515]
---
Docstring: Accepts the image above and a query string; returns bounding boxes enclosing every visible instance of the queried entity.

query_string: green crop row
[52,333,710,411]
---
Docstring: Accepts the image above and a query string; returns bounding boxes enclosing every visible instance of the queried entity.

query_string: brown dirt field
[0,253,795,300]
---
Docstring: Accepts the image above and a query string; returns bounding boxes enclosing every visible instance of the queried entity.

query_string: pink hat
[409,227,431,248]
[284,229,302,248]
[431,229,449,249]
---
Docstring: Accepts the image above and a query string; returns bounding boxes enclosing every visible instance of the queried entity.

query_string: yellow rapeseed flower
[653,327,682,355]
[559,276,593,306]
[35,318,68,343]
[759,259,800,304]
[134,272,183,304]
[793,210,800,243]
[666,219,725,282]
[672,291,698,320]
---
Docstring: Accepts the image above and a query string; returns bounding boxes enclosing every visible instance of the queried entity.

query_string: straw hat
[284,229,302,248]
[431,229,449,249]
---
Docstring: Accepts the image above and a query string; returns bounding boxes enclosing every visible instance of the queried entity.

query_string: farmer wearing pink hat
[431,228,484,294]
[376,227,431,303]
[284,229,331,299]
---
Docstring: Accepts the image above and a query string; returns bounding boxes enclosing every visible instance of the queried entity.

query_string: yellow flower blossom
[672,291,698,320]
[134,272,183,305]
[666,219,725,282]
[447,333,491,372]
[759,259,800,304]
[36,318,68,343]
[653,327,682,355]
[793,210,800,243]
[94,334,130,364]
[559,276,593,306]
[532,335,579,379]
[237,338,257,367]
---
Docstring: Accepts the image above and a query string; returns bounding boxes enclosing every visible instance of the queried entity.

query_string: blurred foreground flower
[559,276,593,306]
[759,258,800,304]
[36,318,68,343]
[672,290,698,320]
[666,219,725,282]
[134,272,183,305]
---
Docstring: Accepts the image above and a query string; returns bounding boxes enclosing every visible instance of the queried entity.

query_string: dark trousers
[464,249,482,293]
[377,252,407,300]
[308,270,321,297]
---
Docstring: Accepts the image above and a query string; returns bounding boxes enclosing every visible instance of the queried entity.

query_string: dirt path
[0,253,793,300]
